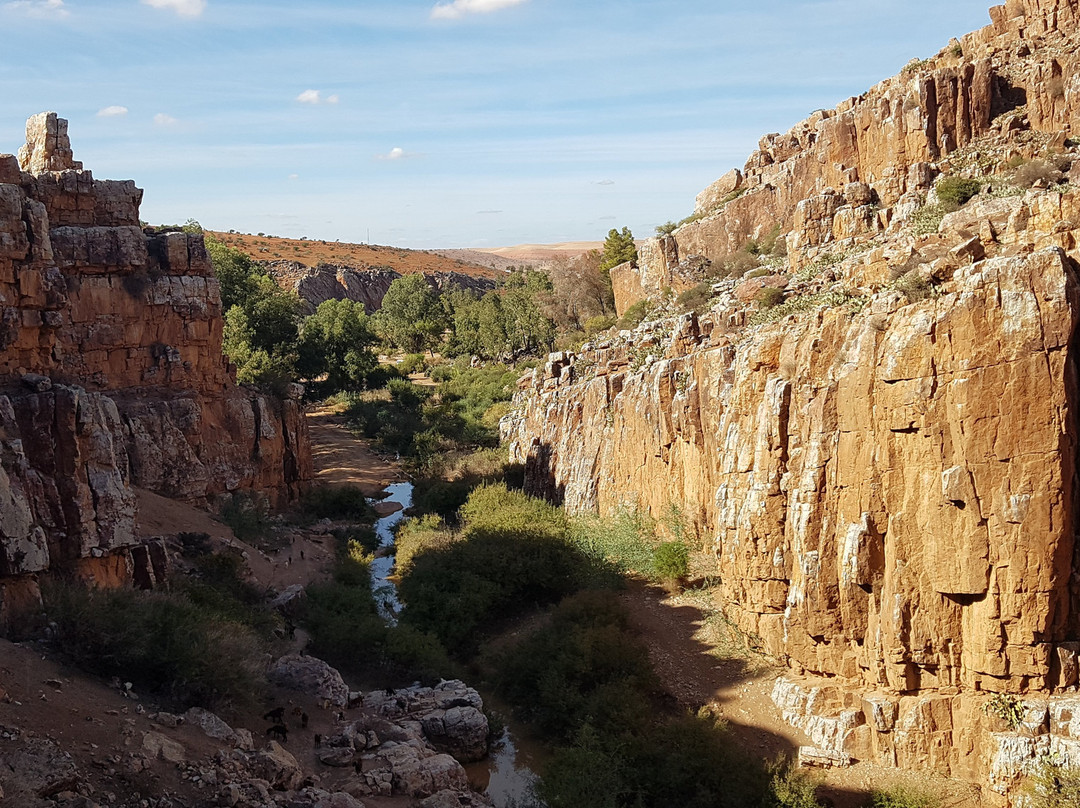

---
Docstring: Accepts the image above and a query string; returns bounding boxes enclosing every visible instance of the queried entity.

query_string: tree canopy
[297,299,378,395]
[599,227,638,272]
[373,274,448,353]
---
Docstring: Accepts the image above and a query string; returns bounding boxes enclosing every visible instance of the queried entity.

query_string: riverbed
[368,481,542,807]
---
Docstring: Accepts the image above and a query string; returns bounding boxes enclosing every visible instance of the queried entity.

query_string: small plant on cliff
[893,269,935,304]
[755,286,786,309]
[617,299,653,330]
[934,175,982,209]
[983,692,1025,729]
[909,202,947,237]
[1025,755,1080,808]
[655,221,678,236]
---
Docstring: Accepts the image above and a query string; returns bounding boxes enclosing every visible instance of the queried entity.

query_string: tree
[373,274,448,353]
[297,299,378,394]
[599,227,637,272]
[542,249,614,330]
[208,236,303,388]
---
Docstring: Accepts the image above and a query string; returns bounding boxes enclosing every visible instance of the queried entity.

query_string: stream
[369,481,542,807]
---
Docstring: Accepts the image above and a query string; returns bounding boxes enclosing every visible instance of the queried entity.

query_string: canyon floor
[0,405,982,807]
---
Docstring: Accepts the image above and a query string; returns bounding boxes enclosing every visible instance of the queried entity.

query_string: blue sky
[2,0,993,249]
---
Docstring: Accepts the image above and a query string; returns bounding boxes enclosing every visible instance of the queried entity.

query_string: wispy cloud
[141,0,206,18]
[97,105,129,118]
[476,210,503,214]
[296,89,339,105]
[595,179,615,186]
[153,113,178,126]
[430,0,528,20]
[3,0,68,18]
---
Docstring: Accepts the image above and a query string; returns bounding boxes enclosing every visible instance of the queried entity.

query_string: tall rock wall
[508,2,1080,800]
[0,113,311,628]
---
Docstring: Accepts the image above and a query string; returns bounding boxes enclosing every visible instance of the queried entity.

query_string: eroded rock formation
[508,2,1080,802]
[0,112,311,629]
[613,0,1080,313]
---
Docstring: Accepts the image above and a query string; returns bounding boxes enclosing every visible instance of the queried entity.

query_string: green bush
[397,484,597,649]
[909,203,947,236]
[300,485,375,521]
[869,786,940,808]
[756,286,786,309]
[584,314,617,336]
[653,541,690,583]
[767,757,823,807]
[894,270,934,303]
[569,509,657,580]
[218,492,273,544]
[934,175,981,209]
[617,300,652,330]
[44,583,267,711]
[676,283,714,314]
[495,590,657,740]
[399,353,428,374]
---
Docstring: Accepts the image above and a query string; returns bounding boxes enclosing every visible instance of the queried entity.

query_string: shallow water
[369,481,412,624]
[367,480,541,807]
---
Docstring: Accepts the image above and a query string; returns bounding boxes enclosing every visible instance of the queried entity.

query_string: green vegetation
[1025,757,1080,808]
[653,540,690,583]
[655,221,678,236]
[748,289,867,327]
[302,537,452,684]
[909,203,947,236]
[868,786,940,808]
[396,483,593,650]
[299,484,376,522]
[208,236,303,389]
[44,582,267,711]
[444,270,555,359]
[894,270,935,303]
[676,282,715,314]
[599,227,638,272]
[217,492,274,545]
[297,299,379,396]
[756,286,786,309]
[934,175,982,208]
[617,299,653,330]
[373,273,448,353]
[982,693,1024,729]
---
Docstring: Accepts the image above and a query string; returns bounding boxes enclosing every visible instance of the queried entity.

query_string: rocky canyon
[0,112,310,631]
[506,0,1080,803]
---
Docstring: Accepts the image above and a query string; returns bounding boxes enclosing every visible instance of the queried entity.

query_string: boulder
[268,654,349,707]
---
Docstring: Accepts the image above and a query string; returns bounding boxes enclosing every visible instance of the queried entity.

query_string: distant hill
[208,232,501,279]
[473,242,605,263]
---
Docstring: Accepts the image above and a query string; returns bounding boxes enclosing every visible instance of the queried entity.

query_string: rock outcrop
[507,2,1080,802]
[0,113,311,629]
[267,261,496,315]
[614,0,1080,310]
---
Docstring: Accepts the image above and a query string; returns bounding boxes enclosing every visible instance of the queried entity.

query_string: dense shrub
[676,282,714,314]
[300,485,375,521]
[869,786,940,808]
[44,584,266,711]
[934,175,981,209]
[218,492,274,544]
[1013,158,1063,188]
[653,541,690,583]
[756,286,786,309]
[495,590,657,740]
[398,353,428,374]
[397,484,597,649]
[617,300,652,330]
[584,314,617,336]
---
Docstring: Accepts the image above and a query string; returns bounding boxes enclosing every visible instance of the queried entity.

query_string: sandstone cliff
[612,0,1080,315]
[507,1,1080,802]
[0,113,311,630]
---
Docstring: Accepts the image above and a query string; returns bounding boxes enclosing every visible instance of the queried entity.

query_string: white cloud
[288,174,299,180]
[97,105,129,118]
[431,0,527,20]
[297,89,339,105]
[153,113,178,126]
[140,0,206,17]
[4,0,68,19]
[379,147,407,161]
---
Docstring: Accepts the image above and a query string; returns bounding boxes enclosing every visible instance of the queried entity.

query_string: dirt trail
[307,404,404,494]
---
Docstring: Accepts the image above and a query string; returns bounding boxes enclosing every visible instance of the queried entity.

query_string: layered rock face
[267,260,496,315]
[614,0,1080,310]
[0,113,310,627]
[507,3,1080,801]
